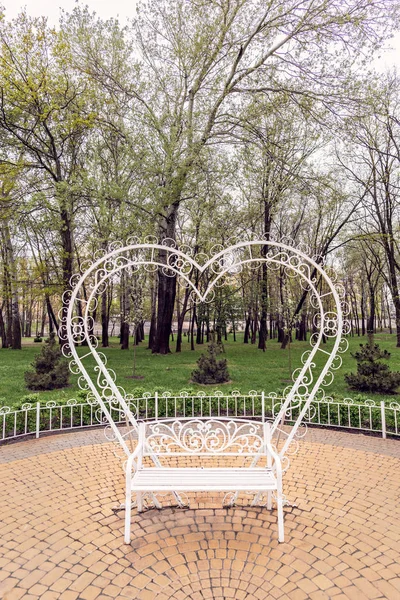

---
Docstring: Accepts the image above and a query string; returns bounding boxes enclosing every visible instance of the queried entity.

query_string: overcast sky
[1,0,136,24]
[1,0,399,70]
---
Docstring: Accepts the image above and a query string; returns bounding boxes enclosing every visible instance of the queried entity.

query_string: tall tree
[0,12,96,345]
[65,0,398,353]
[234,96,321,349]
[0,164,24,348]
[340,73,400,346]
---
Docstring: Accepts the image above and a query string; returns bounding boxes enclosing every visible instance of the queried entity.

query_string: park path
[0,427,399,599]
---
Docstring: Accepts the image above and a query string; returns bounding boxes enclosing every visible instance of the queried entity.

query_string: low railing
[273,396,400,439]
[0,390,399,444]
[0,391,267,443]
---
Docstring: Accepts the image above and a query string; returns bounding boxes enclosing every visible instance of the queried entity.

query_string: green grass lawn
[1,333,400,408]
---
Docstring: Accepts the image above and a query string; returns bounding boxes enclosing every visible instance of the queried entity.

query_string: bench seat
[132,467,277,492]
[124,419,285,544]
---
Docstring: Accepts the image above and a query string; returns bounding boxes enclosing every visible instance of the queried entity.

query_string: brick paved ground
[0,429,399,599]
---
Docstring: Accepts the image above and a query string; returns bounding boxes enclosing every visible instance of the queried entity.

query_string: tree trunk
[101,289,109,347]
[380,293,385,331]
[89,290,99,341]
[0,305,6,348]
[25,289,34,337]
[2,221,22,349]
[196,319,202,345]
[360,281,366,336]
[176,283,190,353]
[387,254,400,347]
[40,300,46,337]
[298,313,307,341]
[280,331,292,350]
[59,201,74,349]
[46,295,59,334]
[190,304,196,351]
[243,314,251,344]
[258,205,272,351]
[367,287,375,336]
[120,274,130,350]
[121,322,130,349]
[21,285,26,339]
[148,273,157,350]
[251,316,258,344]
[277,317,285,344]
[350,287,360,336]
[153,205,179,354]
[139,320,145,341]
[153,267,176,353]
[258,267,268,350]
[269,314,275,339]
[251,273,260,345]
[385,292,393,334]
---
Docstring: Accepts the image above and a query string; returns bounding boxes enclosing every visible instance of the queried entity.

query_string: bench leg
[277,493,284,543]
[137,492,143,513]
[151,492,162,509]
[124,484,132,544]
[267,491,272,510]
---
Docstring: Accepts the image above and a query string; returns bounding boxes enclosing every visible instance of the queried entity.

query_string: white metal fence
[1,391,399,444]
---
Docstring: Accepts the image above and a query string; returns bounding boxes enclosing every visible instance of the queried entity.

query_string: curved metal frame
[60,239,348,464]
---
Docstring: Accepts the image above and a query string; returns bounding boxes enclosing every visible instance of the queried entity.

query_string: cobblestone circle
[0,429,399,600]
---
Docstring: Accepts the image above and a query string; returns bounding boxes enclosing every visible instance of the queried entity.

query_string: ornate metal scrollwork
[62,236,346,471]
[145,419,263,455]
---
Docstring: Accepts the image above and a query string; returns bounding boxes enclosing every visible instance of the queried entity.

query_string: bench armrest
[126,422,146,477]
[264,422,283,485]
[126,442,142,475]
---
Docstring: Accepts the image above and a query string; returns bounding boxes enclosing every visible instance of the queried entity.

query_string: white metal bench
[124,418,284,543]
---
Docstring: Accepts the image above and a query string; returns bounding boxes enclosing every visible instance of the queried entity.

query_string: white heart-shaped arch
[60,239,348,461]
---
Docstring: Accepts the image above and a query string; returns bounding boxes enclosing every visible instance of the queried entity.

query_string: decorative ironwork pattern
[1,394,398,445]
[60,237,347,467]
[145,419,264,455]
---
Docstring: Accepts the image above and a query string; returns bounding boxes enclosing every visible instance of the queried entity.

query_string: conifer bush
[25,332,70,390]
[345,342,400,394]
[191,338,230,385]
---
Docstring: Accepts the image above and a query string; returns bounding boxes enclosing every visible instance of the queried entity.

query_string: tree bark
[190,304,196,351]
[298,313,307,341]
[258,203,272,351]
[152,205,179,354]
[367,285,375,336]
[59,198,74,347]
[148,273,157,350]
[101,289,109,347]
[360,281,366,336]
[120,273,130,350]
[387,254,400,347]
[243,314,251,344]
[2,221,22,349]
[0,305,6,348]
[176,284,190,353]
[46,295,59,334]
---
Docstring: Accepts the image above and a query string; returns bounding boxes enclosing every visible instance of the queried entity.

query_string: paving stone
[0,428,399,599]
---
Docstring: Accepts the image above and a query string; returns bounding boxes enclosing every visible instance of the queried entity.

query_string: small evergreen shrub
[191,339,230,385]
[25,332,70,391]
[33,336,42,343]
[345,343,400,394]
[20,393,40,404]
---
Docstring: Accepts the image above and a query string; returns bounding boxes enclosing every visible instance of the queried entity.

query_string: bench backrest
[140,418,270,457]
